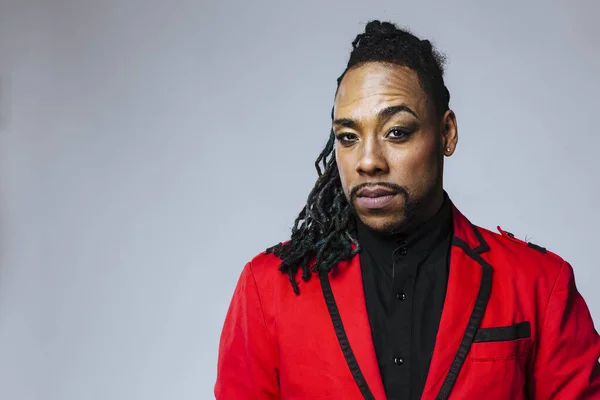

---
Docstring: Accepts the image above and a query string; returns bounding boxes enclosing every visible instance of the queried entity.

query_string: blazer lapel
[421,206,493,400]
[322,251,387,400]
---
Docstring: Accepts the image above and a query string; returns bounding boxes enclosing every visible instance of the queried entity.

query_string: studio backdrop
[0,0,598,399]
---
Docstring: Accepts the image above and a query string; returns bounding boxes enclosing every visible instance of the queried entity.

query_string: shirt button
[396,292,407,301]
[393,356,404,365]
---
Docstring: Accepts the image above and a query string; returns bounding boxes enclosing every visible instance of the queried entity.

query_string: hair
[266,20,450,294]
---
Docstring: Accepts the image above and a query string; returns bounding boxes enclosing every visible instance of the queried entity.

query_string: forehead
[334,62,430,120]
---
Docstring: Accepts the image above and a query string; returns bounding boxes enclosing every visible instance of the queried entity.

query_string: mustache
[349,182,409,202]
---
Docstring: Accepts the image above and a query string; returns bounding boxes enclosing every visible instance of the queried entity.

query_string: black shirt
[356,194,453,400]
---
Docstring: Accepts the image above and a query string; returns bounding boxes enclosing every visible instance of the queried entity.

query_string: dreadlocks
[266,20,450,294]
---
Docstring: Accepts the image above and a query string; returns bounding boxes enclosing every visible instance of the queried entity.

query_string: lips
[355,186,399,210]
[357,187,397,198]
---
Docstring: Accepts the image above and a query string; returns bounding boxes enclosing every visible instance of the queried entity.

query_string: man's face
[333,62,456,234]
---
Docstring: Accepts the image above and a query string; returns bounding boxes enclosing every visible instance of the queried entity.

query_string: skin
[333,62,458,235]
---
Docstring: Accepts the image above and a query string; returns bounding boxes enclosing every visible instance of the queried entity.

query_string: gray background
[0,0,598,399]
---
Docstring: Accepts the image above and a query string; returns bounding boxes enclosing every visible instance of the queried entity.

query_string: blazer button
[393,356,404,365]
[396,292,407,301]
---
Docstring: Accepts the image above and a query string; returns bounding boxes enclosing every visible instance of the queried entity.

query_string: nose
[355,136,389,176]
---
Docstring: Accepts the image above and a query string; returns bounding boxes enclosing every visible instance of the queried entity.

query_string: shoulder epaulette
[497,226,547,254]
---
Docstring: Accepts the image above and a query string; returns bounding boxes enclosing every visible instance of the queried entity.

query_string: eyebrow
[333,105,419,129]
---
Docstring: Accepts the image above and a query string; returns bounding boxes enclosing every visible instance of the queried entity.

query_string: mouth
[355,186,399,210]
[357,187,397,198]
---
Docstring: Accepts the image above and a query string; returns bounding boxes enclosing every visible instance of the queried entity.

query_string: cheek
[334,149,353,193]
[389,136,440,182]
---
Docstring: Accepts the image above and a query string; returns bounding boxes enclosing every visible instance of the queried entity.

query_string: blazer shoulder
[477,224,566,274]
[247,245,283,272]
[247,240,324,295]
[244,241,294,287]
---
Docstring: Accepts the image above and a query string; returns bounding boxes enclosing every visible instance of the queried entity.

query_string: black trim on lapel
[435,223,493,400]
[471,223,490,254]
[319,271,375,400]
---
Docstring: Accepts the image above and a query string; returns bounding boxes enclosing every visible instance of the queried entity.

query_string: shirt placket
[385,240,417,398]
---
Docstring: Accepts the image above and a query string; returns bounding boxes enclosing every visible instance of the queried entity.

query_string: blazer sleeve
[530,260,600,399]
[214,261,280,399]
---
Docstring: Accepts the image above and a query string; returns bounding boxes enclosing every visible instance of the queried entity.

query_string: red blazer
[215,205,600,399]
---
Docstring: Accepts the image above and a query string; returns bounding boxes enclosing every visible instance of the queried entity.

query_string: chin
[359,213,408,235]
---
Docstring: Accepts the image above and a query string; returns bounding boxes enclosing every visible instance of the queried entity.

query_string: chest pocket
[453,322,533,399]
[469,321,532,361]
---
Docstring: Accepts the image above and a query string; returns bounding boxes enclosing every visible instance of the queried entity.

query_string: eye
[386,127,413,141]
[335,132,358,145]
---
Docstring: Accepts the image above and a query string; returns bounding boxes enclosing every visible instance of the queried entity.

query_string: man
[215,20,600,399]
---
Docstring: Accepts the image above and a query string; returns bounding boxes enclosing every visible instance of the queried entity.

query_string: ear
[440,109,458,156]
